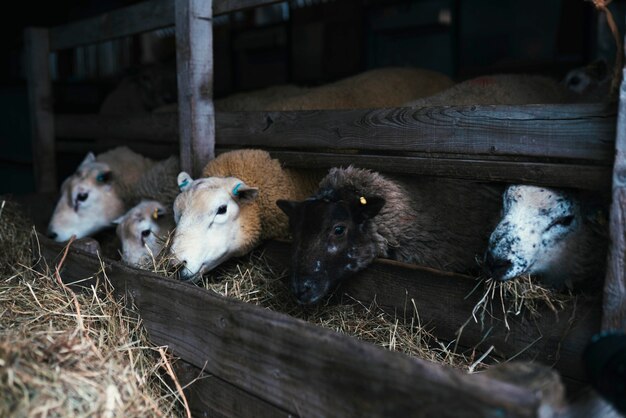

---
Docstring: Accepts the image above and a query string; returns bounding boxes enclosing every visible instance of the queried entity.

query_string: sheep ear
[276,200,299,219]
[112,215,125,225]
[177,172,193,191]
[153,206,168,220]
[232,183,258,205]
[354,195,385,223]
[79,152,96,168]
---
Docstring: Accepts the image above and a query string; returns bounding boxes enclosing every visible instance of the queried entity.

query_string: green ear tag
[178,178,189,190]
[233,183,242,196]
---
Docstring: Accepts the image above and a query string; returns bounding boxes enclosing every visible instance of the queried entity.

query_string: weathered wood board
[36,234,557,418]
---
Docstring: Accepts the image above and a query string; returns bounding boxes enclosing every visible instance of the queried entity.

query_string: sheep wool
[319,166,503,273]
[202,149,321,241]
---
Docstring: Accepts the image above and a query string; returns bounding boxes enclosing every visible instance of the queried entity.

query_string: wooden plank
[49,0,175,51]
[175,0,215,176]
[268,150,612,191]
[24,28,57,194]
[260,241,600,387]
[37,235,552,418]
[214,0,285,16]
[55,102,616,163]
[174,361,296,418]
[603,68,626,331]
[215,104,616,163]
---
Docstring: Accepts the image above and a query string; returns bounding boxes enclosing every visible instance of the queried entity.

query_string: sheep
[47,147,154,242]
[404,74,577,107]
[100,62,177,114]
[264,67,453,110]
[276,166,503,305]
[154,67,452,113]
[111,156,181,266]
[483,185,608,290]
[170,149,321,280]
[115,200,175,267]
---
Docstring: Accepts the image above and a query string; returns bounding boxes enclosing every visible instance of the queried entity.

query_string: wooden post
[24,27,57,193]
[175,0,215,176]
[603,65,626,332]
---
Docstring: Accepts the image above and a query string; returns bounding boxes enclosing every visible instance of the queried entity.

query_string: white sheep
[112,156,181,266]
[170,149,321,280]
[484,185,608,289]
[47,147,154,242]
[115,200,175,267]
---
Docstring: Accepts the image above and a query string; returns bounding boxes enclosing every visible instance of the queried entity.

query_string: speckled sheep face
[277,192,385,305]
[48,152,124,242]
[170,173,258,281]
[484,185,580,282]
[115,200,173,267]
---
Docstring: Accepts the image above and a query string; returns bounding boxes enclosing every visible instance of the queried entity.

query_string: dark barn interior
[1,0,626,416]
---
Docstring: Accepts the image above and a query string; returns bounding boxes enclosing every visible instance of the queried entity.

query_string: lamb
[276,166,503,305]
[169,149,321,280]
[47,147,154,242]
[264,67,453,110]
[483,185,608,290]
[112,156,181,266]
[404,74,577,107]
[115,200,175,267]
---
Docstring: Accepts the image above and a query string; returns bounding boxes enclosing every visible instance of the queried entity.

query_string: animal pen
[19,0,626,416]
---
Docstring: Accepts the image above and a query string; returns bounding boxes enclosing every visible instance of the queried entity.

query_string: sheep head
[48,152,125,242]
[115,200,173,267]
[277,189,385,305]
[170,172,260,281]
[484,185,604,289]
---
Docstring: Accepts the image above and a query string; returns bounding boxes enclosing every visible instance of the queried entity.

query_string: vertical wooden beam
[603,65,626,332]
[175,0,215,176]
[24,27,57,193]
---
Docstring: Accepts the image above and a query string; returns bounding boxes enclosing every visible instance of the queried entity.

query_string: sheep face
[484,185,582,286]
[115,200,173,267]
[170,173,259,281]
[277,192,385,305]
[48,152,125,242]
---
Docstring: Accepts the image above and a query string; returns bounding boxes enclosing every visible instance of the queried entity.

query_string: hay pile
[0,199,186,417]
[464,275,574,332]
[148,245,485,371]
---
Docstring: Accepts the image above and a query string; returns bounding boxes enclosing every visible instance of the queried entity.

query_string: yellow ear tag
[152,208,159,220]
[359,196,367,205]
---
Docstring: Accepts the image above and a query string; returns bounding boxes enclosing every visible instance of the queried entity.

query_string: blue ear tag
[232,183,242,196]
[178,178,189,190]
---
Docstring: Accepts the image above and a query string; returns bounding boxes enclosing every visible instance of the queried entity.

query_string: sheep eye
[333,225,346,236]
[141,229,151,238]
[96,171,111,183]
[217,205,227,215]
[569,76,581,87]
[550,215,574,229]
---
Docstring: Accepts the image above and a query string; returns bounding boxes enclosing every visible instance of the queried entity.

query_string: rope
[587,0,624,96]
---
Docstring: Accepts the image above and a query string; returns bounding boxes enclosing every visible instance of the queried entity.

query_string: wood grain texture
[174,361,296,418]
[49,0,175,51]
[603,69,626,332]
[24,28,57,193]
[175,0,215,176]
[261,241,601,388]
[267,150,612,191]
[36,235,552,418]
[215,104,616,162]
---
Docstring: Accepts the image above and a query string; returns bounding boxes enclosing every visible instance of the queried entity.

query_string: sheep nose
[293,276,321,305]
[47,230,58,240]
[484,251,513,280]
[77,192,89,202]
